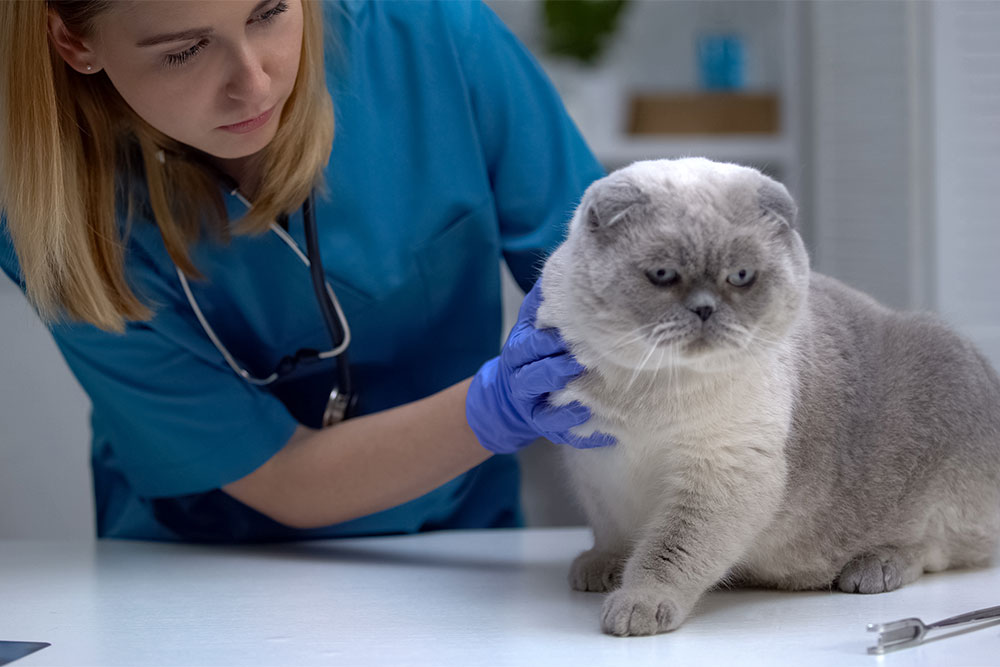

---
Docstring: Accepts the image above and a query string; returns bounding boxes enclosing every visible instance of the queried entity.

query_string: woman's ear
[47,10,102,75]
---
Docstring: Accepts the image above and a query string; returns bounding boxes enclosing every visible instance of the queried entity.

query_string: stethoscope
[175,180,356,426]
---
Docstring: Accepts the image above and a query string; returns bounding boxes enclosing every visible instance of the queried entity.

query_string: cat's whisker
[669,344,681,404]
[642,335,670,399]
[598,337,654,365]
[596,322,691,367]
[742,326,786,349]
[582,327,653,366]
[601,322,660,355]
[643,347,667,408]
[722,330,753,352]
[746,330,782,347]
[740,344,771,387]
[725,342,737,406]
[652,322,686,335]
[588,324,640,348]
[629,345,656,386]
[715,322,756,349]
[624,337,660,393]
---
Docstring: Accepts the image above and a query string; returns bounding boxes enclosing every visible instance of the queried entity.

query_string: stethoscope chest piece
[323,387,356,428]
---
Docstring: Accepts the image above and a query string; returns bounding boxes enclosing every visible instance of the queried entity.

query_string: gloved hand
[466,281,617,455]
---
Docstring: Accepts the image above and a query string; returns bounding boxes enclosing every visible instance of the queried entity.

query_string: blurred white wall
[807,1,919,310]
[807,0,1000,364]
[0,286,93,539]
[930,2,1000,369]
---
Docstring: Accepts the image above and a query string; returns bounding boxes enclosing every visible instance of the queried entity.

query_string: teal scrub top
[0,0,603,542]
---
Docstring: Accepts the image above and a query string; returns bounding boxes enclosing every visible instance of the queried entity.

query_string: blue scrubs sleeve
[50,311,300,499]
[458,2,606,291]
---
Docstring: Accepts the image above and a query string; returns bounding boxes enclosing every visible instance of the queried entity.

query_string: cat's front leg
[601,456,785,636]
[565,452,631,593]
[570,546,627,592]
[569,514,631,592]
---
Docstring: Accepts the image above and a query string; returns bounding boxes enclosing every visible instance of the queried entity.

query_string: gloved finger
[552,430,618,450]
[568,431,618,449]
[516,280,544,323]
[531,401,591,432]
[510,354,585,399]
[504,325,571,370]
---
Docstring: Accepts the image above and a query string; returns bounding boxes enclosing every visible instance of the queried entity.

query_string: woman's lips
[218,106,275,134]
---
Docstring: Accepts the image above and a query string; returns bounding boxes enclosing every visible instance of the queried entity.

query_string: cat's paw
[569,549,625,592]
[600,587,686,636]
[837,549,917,594]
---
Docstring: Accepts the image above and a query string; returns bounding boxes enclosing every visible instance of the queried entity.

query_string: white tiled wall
[932,1,1000,368]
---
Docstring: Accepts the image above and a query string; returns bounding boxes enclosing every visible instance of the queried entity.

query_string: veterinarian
[0,0,614,542]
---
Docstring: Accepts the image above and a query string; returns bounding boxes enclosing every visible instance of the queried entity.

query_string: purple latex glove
[466,281,617,454]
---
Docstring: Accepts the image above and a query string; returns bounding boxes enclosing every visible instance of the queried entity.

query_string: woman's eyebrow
[134,0,271,47]
[136,27,213,47]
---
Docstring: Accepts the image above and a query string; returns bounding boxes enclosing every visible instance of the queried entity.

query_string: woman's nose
[225,45,270,104]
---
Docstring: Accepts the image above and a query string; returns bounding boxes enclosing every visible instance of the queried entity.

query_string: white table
[2,527,998,666]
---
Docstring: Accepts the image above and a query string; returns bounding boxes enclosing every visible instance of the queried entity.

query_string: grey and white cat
[537,158,1000,637]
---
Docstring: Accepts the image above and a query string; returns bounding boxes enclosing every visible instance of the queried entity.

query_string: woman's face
[85,0,303,160]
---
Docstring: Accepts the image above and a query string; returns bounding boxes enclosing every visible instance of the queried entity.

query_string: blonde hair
[0,1,334,332]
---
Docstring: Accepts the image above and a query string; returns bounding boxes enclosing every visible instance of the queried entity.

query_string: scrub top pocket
[415,201,496,311]
[413,201,503,376]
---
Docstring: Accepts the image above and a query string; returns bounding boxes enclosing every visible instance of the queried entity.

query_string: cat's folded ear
[757,178,798,228]
[579,176,650,233]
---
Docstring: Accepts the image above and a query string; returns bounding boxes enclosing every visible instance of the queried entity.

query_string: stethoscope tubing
[302,193,353,398]
[175,189,353,395]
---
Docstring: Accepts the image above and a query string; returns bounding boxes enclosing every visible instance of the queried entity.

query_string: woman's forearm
[223,378,491,529]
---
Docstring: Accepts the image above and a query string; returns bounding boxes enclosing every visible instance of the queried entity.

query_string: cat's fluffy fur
[537,158,1000,636]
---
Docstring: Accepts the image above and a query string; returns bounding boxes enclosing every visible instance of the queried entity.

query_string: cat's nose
[691,305,715,321]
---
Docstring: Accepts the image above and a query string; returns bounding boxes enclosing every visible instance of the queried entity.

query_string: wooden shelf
[627,92,781,135]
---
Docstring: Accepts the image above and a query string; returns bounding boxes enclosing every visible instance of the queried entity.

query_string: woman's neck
[211,153,264,200]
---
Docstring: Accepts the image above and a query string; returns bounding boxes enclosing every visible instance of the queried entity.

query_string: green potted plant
[539,0,631,143]
[542,0,630,66]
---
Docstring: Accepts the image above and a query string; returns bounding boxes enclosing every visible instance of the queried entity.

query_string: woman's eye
[726,268,757,287]
[646,267,680,287]
[252,0,289,25]
[161,1,287,68]
[164,40,209,68]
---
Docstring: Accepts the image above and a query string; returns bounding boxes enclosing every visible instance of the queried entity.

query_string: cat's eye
[646,267,680,287]
[726,268,757,287]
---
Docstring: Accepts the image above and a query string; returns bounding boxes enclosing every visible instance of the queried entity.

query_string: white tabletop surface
[2,527,998,667]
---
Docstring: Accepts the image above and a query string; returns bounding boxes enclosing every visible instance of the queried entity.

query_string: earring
[85,65,93,71]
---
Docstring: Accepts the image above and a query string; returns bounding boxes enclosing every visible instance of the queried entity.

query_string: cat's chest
[564,366,795,537]
[575,365,791,446]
